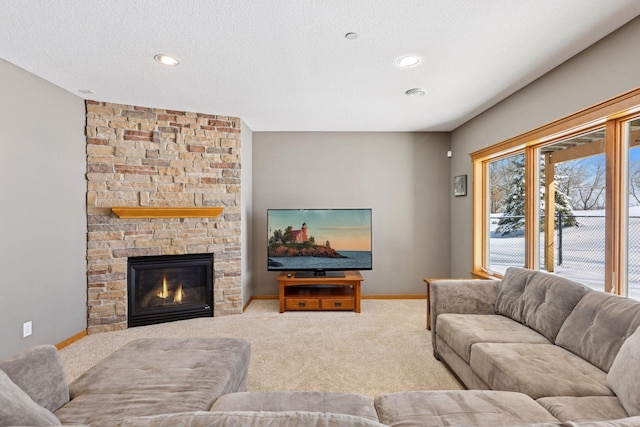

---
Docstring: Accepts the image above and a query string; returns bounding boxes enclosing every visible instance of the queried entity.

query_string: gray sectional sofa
[0,336,386,427]
[428,267,640,426]
[3,268,640,426]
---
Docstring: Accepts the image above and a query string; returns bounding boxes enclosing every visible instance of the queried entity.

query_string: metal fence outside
[490,214,607,272]
[489,214,640,299]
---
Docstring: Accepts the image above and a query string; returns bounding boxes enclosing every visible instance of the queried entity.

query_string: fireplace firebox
[127,253,214,327]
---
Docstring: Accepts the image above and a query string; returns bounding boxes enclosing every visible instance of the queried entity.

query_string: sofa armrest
[430,279,499,318]
[430,279,499,358]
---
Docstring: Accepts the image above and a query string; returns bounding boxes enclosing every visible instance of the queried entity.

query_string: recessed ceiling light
[78,89,95,94]
[405,88,426,97]
[396,55,422,68]
[154,54,179,66]
[345,32,358,40]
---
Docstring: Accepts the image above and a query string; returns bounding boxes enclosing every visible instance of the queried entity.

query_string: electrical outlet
[23,321,32,338]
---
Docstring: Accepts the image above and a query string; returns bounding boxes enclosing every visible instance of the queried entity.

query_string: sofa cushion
[495,268,589,342]
[471,343,612,399]
[495,267,544,321]
[0,368,61,426]
[436,313,550,363]
[607,325,640,416]
[556,292,640,372]
[0,344,69,412]
[211,391,379,422]
[111,411,388,427]
[435,336,492,390]
[373,390,558,426]
[536,396,629,423]
[55,337,250,425]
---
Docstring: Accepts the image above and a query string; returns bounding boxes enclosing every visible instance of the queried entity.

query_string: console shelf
[277,271,362,313]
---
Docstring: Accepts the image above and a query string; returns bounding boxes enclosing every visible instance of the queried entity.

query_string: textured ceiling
[1,1,639,132]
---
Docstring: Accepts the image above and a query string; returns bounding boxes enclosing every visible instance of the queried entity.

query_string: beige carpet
[59,299,463,398]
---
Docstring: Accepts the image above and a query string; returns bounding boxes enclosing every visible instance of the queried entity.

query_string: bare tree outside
[555,158,605,211]
[629,160,640,206]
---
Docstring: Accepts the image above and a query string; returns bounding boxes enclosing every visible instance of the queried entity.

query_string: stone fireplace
[85,101,242,333]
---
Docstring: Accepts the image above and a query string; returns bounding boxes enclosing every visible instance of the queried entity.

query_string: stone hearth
[85,101,242,333]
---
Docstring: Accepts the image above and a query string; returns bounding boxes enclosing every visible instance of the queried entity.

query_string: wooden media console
[277,271,362,313]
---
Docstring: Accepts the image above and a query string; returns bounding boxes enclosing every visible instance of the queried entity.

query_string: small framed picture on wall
[454,174,467,197]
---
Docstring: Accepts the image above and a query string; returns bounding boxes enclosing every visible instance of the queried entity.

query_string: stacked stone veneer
[85,101,242,333]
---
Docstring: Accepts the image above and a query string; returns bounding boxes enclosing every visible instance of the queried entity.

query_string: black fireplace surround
[127,253,214,327]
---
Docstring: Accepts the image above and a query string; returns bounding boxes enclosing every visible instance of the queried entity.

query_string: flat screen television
[267,208,372,277]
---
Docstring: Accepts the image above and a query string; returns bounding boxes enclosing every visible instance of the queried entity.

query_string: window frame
[471,87,640,297]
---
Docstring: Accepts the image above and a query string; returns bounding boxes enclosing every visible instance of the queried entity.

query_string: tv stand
[277,271,362,313]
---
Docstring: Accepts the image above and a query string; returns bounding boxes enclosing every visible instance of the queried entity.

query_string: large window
[488,153,525,274]
[625,117,640,300]
[537,129,606,291]
[472,88,640,299]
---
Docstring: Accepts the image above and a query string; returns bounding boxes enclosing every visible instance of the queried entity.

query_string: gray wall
[251,132,450,296]
[241,120,253,306]
[0,59,86,359]
[449,16,640,278]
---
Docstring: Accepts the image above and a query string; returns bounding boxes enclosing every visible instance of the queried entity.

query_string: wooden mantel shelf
[111,206,224,219]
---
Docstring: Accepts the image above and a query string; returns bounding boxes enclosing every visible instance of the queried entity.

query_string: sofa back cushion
[495,267,589,342]
[607,325,640,416]
[0,345,69,412]
[557,291,640,372]
[495,267,534,322]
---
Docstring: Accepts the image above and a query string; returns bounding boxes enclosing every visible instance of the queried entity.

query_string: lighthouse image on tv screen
[267,209,372,272]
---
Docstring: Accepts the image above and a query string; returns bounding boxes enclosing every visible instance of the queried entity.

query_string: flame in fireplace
[157,276,169,299]
[174,283,184,304]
